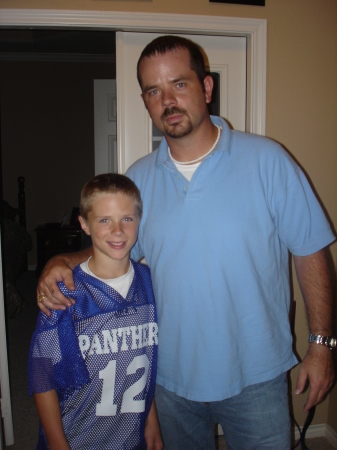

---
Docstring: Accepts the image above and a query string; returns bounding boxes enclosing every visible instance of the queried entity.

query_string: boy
[29,174,162,450]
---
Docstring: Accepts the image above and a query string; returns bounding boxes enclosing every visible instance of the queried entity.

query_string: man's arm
[293,247,335,411]
[37,246,93,316]
[144,398,163,450]
[34,390,70,450]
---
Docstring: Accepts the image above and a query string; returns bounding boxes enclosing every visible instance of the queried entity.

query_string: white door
[116,31,247,173]
[94,79,117,175]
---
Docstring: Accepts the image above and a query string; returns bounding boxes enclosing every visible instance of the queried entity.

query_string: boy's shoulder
[131,259,155,304]
[131,259,151,279]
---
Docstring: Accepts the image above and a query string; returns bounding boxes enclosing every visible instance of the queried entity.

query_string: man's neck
[167,120,219,164]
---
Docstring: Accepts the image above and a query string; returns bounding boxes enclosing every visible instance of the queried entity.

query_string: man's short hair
[137,35,207,89]
[79,173,143,220]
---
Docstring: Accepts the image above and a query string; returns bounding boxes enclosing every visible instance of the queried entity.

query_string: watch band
[308,334,337,350]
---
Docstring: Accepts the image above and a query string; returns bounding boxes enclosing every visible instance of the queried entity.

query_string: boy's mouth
[108,241,126,249]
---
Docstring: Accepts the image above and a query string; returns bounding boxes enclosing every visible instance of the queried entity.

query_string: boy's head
[79,173,142,221]
[79,174,142,273]
[137,35,207,90]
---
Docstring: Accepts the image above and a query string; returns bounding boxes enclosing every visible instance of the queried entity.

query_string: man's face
[139,48,213,139]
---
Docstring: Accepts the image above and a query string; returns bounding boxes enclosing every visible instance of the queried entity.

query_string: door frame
[0,8,266,445]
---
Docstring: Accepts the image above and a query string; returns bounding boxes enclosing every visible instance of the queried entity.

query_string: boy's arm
[34,390,70,450]
[144,398,163,450]
[37,246,93,316]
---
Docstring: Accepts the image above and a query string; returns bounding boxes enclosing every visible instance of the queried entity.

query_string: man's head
[137,36,213,141]
[137,35,207,90]
[79,173,142,221]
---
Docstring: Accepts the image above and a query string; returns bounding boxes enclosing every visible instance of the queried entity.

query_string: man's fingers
[36,255,77,311]
[304,389,318,412]
[295,366,307,395]
[37,280,72,311]
[37,302,51,317]
[304,374,334,412]
[37,274,74,309]
[62,272,76,292]
[304,386,325,412]
[37,285,67,310]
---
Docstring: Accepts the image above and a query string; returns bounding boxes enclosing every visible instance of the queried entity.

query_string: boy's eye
[100,218,109,223]
[124,217,133,222]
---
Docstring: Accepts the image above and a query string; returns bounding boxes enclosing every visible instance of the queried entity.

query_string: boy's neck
[88,256,131,280]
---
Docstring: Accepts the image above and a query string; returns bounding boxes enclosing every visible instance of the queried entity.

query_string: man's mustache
[161,107,187,120]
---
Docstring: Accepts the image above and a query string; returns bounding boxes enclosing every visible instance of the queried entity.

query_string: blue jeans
[155,373,291,450]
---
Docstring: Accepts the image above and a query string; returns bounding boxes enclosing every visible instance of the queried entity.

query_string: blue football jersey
[29,260,158,450]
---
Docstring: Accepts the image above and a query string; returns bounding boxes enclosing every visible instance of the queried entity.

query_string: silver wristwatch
[308,334,337,350]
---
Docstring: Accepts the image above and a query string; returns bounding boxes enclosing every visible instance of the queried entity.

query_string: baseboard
[294,423,337,448]
[325,425,337,448]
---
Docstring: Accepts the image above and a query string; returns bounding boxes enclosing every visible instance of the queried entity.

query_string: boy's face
[79,192,140,272]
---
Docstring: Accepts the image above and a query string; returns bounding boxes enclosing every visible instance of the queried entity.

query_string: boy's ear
[78,215,91,236]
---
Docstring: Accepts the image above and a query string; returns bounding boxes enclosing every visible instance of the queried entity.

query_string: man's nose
[161,90,176,107]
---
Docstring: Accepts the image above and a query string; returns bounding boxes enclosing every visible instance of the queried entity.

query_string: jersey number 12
[96,354,149,416]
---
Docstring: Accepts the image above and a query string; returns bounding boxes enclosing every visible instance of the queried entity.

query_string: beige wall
[1,0,336,434]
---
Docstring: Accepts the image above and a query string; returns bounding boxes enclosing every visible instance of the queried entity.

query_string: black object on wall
[209,0,265,5]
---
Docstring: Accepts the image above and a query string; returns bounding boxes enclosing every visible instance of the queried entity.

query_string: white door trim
[0,9,267,138]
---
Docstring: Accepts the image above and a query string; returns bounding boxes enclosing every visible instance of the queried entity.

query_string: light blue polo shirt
[126,117,335,402]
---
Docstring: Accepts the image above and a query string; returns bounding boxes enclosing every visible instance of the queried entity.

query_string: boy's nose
[111,222,123,234]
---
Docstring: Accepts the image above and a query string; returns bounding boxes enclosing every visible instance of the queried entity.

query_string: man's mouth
[162,107,186,124]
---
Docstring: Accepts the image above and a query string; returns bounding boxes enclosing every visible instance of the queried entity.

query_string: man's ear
[204,75,214,104]
[78,216,91,236]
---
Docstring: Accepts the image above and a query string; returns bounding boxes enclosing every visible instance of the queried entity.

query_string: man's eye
[176,82,185,88]
[149,89,158,96]
[124,217,133,222]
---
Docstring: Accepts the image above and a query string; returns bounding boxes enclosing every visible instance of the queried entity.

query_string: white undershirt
[171,161,201,181]
[80,257,134,299]
[169,126,222,181]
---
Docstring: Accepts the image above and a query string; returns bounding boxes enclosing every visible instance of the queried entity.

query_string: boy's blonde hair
[79,173,143,220]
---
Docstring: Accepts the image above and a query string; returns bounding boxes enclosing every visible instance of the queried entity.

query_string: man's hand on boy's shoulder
[37,255,76,316]
[37,246,94,316]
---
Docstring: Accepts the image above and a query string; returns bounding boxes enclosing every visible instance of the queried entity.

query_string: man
[37,36,336,449]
